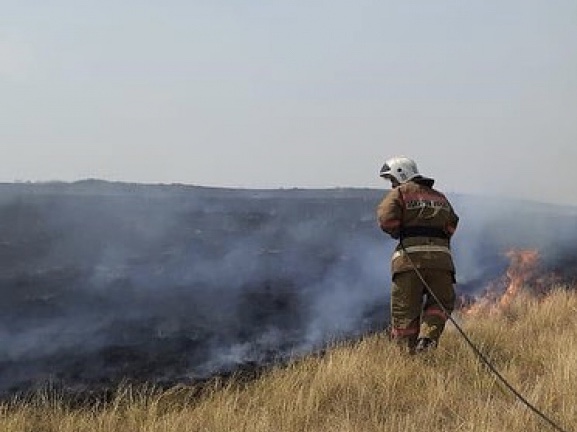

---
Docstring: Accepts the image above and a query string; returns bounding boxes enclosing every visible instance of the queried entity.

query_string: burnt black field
[1,180,576,398]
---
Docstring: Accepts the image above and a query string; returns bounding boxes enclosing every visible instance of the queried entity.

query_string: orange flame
[461,249,541,316]
[499,249,539,308]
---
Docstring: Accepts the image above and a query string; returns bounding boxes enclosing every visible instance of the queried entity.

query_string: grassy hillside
[1,287,576,432]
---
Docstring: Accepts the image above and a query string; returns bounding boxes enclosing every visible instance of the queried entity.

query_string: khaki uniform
[377,178,459,352]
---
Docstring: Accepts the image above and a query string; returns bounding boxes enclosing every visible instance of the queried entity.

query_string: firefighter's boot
[415,337,437,354]
[394,334,418,355]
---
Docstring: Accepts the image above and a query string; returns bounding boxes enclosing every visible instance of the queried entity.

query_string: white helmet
[379,156,420,183]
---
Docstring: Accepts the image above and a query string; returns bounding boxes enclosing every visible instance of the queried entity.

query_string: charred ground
[0,180,575,399]
[0,182,386,398]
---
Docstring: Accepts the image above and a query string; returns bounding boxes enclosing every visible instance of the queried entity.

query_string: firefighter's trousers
[390,268,456,352]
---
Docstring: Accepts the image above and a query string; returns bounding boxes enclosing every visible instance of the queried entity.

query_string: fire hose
[399,240,571,432]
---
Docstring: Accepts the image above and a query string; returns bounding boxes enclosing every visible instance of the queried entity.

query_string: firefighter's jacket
[377,178,459,276]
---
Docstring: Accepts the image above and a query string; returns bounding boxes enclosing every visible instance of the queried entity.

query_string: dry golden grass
[1,287,576,432]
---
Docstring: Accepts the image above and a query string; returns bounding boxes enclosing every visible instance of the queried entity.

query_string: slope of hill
[1,288,575,432]
[0,180,576,398]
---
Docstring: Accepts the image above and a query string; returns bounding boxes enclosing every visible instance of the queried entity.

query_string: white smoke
[0,181,575,397]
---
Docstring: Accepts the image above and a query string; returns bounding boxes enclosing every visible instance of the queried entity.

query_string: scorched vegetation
[2,286,576,432]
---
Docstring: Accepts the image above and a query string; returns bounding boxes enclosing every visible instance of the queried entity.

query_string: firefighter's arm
[377,189,403,239]
[445,203,459,238]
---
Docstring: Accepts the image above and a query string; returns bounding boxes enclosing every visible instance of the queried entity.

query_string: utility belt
[400,226,448,239]
[392,245,452,261]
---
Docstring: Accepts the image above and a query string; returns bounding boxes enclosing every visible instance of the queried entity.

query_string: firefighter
[376,156,459,354]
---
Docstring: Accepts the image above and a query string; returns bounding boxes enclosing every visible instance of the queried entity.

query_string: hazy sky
[2,1,576,205]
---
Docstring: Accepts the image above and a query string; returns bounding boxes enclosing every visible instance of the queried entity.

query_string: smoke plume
[0,181,575,397]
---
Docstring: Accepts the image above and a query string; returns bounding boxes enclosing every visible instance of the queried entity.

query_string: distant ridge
[0,179,384,200]
[1,179,575,213]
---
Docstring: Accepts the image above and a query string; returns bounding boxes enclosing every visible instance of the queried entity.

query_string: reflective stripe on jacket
[391,245,452,261]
